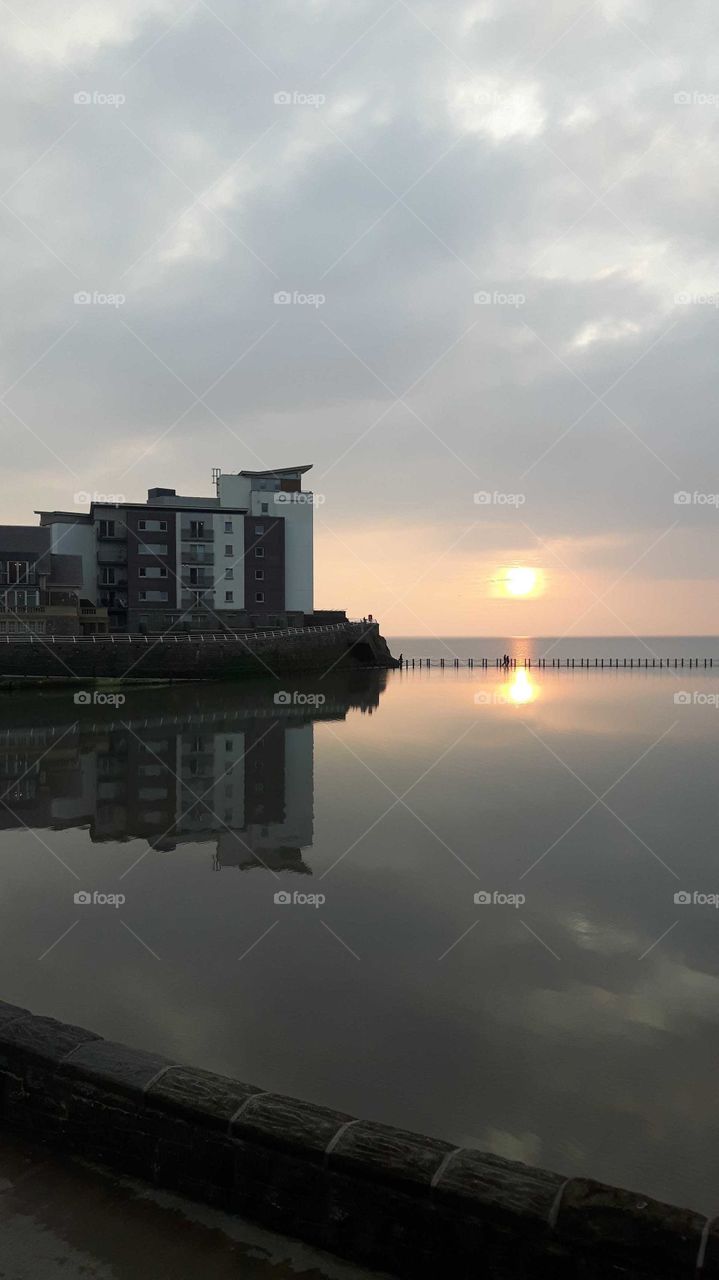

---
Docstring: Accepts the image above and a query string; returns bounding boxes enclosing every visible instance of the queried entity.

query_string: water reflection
[0,672,387,874]
[501,667,537,706]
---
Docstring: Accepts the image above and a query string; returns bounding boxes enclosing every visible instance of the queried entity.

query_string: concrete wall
[0,999,711,1280]
[273,496,313,613]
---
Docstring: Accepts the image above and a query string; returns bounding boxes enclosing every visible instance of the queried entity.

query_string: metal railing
[0,621,371,645]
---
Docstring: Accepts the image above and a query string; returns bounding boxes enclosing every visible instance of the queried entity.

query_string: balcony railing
[181,549,214,565]
[181,528,214,542]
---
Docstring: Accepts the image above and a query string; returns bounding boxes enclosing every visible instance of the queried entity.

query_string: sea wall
[0,622,397,681]
[0,999,712,1279]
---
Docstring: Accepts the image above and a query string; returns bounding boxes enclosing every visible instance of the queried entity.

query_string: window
[225,568,233,579]
[139,566,167,578]
[101,568,115,585]
[225,591,234,603]
[139,520,167,532]
[255,547,264,558]
[189,520,205,538]
[138,544,167,555]
[225,740,233,751]
[254,525,263,535]
[189,567,199,585]
[98,520,115,538]
[224,544,233,556]
[224,520,233,533]
[255,569,264,581]
[139,591,168,602]
[3,561,29,584]
[261,503,269,513]
[255,592,265,603]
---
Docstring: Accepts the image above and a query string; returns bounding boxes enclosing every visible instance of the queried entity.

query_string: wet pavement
[0,1131,390,1280]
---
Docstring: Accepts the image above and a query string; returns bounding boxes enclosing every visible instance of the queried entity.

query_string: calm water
[1,641,718,1213]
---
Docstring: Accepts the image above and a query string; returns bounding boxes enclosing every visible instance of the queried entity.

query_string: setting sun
[503,566,542,597]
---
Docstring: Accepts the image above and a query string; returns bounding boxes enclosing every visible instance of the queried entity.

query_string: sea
[0,635,717,1212]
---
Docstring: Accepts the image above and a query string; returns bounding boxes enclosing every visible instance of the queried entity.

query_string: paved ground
[0,1131,390,1280]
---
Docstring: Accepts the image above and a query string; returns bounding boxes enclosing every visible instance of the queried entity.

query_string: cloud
[0,0,717,630]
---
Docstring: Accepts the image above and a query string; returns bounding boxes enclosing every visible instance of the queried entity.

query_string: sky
[1,0,718,636]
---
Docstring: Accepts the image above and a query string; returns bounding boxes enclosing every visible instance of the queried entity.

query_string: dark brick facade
[125,508,177,616]
[244,515,284,615]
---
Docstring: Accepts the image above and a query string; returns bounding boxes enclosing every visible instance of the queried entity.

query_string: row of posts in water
[399,657,715,669]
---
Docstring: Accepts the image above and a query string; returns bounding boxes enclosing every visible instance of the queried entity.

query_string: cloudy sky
[1,0,718,635]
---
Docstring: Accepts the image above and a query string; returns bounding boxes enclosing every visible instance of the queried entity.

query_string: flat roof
[237,465,313,477]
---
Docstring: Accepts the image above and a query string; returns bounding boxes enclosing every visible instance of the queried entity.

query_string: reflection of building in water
[0,674,385,874]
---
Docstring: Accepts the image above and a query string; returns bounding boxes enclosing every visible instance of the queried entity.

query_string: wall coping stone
[0,1000,712,1279]
[60,1038,175,1094]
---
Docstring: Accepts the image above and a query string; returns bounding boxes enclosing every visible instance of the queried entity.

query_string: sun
[505,566,539,597]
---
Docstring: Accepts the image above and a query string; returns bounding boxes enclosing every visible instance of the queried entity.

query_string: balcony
[181,528,214,542]
[182,548,214,565]
[96,529,126,541]
[181,591,214,608]
[97,547,127,566]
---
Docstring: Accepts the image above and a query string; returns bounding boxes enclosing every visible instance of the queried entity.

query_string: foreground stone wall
[0,622,397,681]
[0,1000,712,1278]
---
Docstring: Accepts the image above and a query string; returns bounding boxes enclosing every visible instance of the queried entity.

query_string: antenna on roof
[211,467,221,493]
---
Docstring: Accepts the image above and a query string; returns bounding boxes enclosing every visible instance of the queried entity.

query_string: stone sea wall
[0,999,712,1279]
[0,622,397,681]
